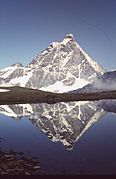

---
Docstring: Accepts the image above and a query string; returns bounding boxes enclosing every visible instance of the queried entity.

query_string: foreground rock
[0,150,41,175]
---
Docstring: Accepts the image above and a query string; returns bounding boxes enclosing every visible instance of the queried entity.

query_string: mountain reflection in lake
[0,100,116,175]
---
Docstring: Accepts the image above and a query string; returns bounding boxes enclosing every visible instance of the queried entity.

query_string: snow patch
[9,71,33,87]
[0,89,10,92]
[0,66,16,72]
[40,78,88,93]
[0,83,15,87]
[0,66,17,78]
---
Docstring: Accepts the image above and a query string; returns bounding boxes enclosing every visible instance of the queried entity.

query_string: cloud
[93,79,116,91]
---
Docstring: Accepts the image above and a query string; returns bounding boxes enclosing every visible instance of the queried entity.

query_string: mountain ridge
[0,33,105,93]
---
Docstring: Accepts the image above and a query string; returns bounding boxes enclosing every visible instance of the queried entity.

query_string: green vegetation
[0,86,116,105]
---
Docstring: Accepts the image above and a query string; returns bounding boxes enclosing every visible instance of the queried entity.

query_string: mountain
[0,34,104,93]
[0,101,105,150]
[70,70,116,93]
[0,64,32,87]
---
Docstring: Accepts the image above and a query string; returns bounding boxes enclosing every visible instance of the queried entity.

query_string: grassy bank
[0,86,116,105]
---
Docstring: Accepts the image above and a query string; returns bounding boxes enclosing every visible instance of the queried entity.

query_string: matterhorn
[0,34,104,93]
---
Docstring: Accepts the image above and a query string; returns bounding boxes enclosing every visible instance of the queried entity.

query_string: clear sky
[0,0,116,70]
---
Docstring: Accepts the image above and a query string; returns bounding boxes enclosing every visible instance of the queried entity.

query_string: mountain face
[0,64,33,87]
[0,101,105,150]
[70,70,116,93]
[0,34,104,93]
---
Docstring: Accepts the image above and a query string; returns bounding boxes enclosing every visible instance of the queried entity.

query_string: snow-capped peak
[0,33,105,93]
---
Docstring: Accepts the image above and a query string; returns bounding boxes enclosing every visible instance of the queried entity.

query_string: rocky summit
[0,34,105,93]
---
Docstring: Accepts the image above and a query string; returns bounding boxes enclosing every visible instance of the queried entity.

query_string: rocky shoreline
[0,150,41,175]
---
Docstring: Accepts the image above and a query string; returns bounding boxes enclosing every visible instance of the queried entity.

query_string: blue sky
[0,0,116,70]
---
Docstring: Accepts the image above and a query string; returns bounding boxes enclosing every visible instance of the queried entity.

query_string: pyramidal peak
[0,33,105,93]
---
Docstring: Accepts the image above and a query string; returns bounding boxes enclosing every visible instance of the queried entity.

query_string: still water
[0,100,116,175]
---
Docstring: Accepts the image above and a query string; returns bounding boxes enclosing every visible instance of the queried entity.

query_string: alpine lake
[0,99,116,175]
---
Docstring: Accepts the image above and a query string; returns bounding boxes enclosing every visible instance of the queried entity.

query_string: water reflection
[1,100,115,150]
[1,100,116,175]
